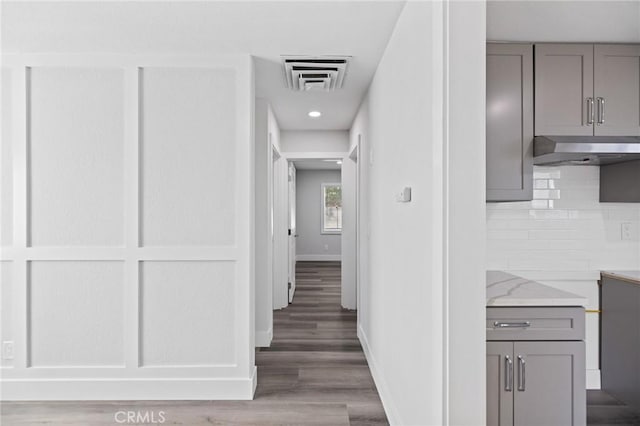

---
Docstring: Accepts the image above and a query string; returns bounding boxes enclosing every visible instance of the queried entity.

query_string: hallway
[1,262,387,426]
[255,261,388,425]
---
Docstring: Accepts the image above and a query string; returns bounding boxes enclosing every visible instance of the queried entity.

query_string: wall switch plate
[2,341,14,360]
[621,222,636,240]
[396,187,412,203]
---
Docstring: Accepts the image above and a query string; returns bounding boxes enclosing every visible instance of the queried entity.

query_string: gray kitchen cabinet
[601,274,640,410]
[594,45,640,136]
[535,44,594,136]
[487,342,515,426]
[486,43,533,202]
[513,341,585,426]
[535,43,640,136]
[487,307,586,426]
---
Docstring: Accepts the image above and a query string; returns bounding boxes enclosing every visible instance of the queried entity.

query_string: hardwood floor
[1,261,388,426]
[588,390,640,425]
[255,261,387,425]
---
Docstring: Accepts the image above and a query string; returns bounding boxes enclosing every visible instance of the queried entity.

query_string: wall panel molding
[0,54,255,400]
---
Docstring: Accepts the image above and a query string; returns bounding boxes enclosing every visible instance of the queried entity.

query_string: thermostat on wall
[396,187,412,203]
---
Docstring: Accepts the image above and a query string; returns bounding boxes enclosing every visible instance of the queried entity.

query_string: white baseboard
[255,328,273,348]
[296,255,341,261]
[1,367,257,401]
[587,369,601,389]
[358,325,402,426]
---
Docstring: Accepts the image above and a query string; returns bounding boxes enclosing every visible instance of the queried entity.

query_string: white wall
[487,166,640,388]
[341,151,357,311]
[280,130,349,153]
[272,133,289,311]
[295,170,342,261]
[254,99,282,347]
[0,55,256,400]
[487,0,640,389]
[349,1,486,424]
[488,0,640,42]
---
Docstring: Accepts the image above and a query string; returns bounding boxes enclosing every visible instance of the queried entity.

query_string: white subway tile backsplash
[534,179,549,189]
[531,199,552,209]
[533,189,561,200]
[486,230,530,240]
[607,209,640,221]
[528,209,569,219]
[533,169,562,179]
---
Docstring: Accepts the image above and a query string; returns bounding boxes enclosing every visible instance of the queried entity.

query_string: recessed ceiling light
[336,160,342,165]
[308,111,322,118]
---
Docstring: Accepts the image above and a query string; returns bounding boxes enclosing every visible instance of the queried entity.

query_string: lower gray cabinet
[601,275,640,410]
[487,342,514,426]
[487,308,586,426]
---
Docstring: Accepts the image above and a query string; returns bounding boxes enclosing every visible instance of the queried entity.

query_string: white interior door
[287,162,297,303]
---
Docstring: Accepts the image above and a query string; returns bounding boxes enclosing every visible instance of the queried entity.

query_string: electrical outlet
[324,244,329,251]
[2,341,14,360]
[621,222,636,241]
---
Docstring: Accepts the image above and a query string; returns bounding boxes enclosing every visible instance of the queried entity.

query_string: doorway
[272,156,358,310]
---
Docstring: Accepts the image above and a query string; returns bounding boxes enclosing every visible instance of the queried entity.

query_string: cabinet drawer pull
[517,355,526,391]
[586,97,594,125]
[493,321,531,329]
[597,97,605,125]
[505,355,513,392]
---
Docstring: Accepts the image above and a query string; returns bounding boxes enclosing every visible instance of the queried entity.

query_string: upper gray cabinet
[486,43,533,202]
[535,43,640,136]
[534,44,594,136]
[594,45,640,136]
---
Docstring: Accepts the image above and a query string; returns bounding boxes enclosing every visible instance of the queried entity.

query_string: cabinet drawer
[487,307,584,341]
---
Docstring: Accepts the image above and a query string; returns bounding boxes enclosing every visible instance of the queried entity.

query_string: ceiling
[293,159,342,171]
[1,1,406,130]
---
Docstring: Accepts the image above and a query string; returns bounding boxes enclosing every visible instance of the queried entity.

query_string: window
[322,183,342,233]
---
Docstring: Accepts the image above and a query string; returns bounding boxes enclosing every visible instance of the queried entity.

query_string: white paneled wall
[29,261,125,367]
[1,69,13,247]
[139,68,236,247]
[29,68,125,247]
[487,165,640,388]
[0,55,255,400]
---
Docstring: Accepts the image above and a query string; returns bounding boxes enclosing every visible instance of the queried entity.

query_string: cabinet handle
[517,355,526,391]
[493,321,531,329]
[597,97,605,125]
[505,355,513,392]
[586,97,594,125]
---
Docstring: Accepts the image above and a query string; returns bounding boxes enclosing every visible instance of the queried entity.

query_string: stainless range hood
[533,136,640,166]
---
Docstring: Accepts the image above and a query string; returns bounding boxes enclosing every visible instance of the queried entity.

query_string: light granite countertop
[487,271,587,307]
[601,270,640,285]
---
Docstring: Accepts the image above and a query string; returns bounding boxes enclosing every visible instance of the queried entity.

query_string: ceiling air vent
[282,56,350,91]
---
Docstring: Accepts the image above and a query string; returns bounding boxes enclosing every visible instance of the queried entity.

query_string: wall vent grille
[281,56,350,91]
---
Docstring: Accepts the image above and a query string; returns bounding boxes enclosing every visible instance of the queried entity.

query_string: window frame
[321,182,342,234]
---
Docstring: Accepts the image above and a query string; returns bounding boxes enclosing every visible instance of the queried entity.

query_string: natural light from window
[322,183,342,233]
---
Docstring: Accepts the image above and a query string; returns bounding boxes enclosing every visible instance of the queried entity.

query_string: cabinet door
[594,45,640,136]
[486,43,533,202]
[601,276,640,408]
[535,44,594,136]
[513,341,586,426]
[487,342,514,426]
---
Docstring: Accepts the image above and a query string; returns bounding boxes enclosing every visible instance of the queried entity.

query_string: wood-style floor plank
[0,261,389,425]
